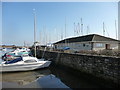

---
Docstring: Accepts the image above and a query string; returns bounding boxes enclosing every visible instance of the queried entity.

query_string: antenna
[81,18,83,36]
[115,20,117,39]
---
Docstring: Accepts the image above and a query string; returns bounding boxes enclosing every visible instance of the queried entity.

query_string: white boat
[0,56,51,72]
[2,48,31,60]
[2,48,7,51]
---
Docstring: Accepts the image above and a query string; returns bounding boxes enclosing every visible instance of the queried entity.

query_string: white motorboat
[2,48,31,60]
[0,56,51,72]
[1,48,7,51]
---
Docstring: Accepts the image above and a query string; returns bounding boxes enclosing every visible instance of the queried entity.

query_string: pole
[33,9,36,57]
[65,16,67,46]
[81,18,83,36]
[115,20,117,40]
[74,22,75,36]
[103,22,105,36]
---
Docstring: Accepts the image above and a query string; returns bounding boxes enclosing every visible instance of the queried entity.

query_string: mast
[115,20,117,40]
[61,28,63,40]
[24,41,26,47]
[33,9,36,57]
[74,22,75,36]
[65,16,67,46]
[78,22,80,36]
[39,29,42,50]
[81,18,83,36]
[87,25,89,35]
[103,22,105,36]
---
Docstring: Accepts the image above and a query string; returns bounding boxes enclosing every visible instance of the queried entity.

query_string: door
[105,44,110,49]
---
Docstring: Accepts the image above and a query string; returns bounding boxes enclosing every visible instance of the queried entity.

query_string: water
[1,65,115,88]
[0,67,97,88]
[0,48,115,88]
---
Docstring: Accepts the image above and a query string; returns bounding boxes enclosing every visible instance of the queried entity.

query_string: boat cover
[5,57,22,64]
[63,47,70,50]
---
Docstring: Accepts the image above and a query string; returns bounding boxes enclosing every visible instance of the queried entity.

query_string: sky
[2,2,118,46]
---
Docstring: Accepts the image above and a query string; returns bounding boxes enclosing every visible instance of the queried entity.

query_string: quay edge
[32,49,120,88]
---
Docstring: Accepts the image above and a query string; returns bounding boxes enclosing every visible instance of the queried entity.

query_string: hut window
[83,44,85,47]
[96,43,103,47]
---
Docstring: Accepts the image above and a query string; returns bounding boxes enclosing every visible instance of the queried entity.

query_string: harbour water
[0,48,115,88]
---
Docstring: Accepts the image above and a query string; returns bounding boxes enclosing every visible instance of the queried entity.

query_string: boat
[0,56,51,72]
[1,48,7,51]
[2,48,31,60]
[0,9,52,73]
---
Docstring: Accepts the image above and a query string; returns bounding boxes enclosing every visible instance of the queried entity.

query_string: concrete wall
[37,50,120,86]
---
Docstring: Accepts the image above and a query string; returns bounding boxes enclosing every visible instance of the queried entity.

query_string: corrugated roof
[54,34,120,44]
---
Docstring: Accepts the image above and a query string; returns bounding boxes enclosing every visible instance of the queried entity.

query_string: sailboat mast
[74,22,76,36]
[33,9,36,57]
[103,22,105,36]
[81,18,83,36]
[115,20,117,40]
[65,16,67,46]
[87,25,89,35]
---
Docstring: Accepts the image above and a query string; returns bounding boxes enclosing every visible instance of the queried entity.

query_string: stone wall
[36,50,120,86]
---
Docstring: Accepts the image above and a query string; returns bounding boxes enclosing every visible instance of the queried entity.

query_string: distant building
[0,45,16,48]
[53,34,120,51]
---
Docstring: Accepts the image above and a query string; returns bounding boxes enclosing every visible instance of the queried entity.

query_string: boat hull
[0,61,51,72]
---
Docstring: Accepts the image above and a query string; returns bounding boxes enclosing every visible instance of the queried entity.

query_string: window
[83,44,85,47]
[96,43,103,47]
[24,59,37,63]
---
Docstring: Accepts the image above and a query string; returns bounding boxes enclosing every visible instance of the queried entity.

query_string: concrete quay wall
[36,50,120,86]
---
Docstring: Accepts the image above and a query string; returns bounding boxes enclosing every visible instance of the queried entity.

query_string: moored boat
[2,47,31,61]
[0,56,51,72]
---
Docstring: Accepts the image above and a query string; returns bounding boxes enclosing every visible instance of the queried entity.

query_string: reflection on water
[1,68,70,88]
[36,74,69,88]
[50,66,101,88]
[1,65,114,88]
[1,69,50,85]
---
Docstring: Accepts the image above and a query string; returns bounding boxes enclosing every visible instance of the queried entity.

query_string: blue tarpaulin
[5,57,22,64]
[63,47,70,50]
